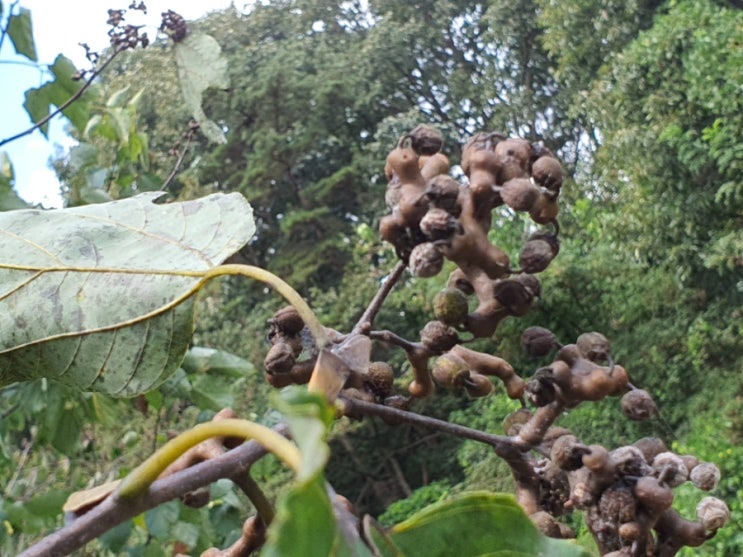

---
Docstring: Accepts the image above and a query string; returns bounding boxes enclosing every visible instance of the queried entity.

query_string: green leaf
[7,8,37,61]
[180,346,255,378]
[173,33,229,144]
[191,374,234,410]
[383,492,592,557]
[106,86,131,108]
[0,192,255,396]
[0,152,28,211]
[23,86,52,136]
[145,500,180,540]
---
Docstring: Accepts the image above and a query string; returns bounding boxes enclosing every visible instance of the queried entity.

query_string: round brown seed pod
[433,288,469,327]
[621,389,655,421]
[521,326,557,357]
[365,362,395,399]
[409,242,444,278]
[501,178,541,212]
[576,332,611,363]
[696,497,730,531]
[618,521,641,543]
[270,306,305,336]
[519,238,557,273]
[408,124,444,156]
[551,434,589,471]
[420,208,459,240]
[502,408,531,436]
[531,155,564,192]
[420,321,459,354]
[424,175,461,215]
[652,452,689,487]
[464,372,494,398]
[432,353,470,389]
[611,446,650,477]
[633,437,668,464]
[690,462,721,491]
[494,137,532,169]
[264,342,296,376]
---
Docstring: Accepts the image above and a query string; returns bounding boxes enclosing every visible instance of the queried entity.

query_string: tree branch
[0,45,125,149]
[19,424,290,557]
[352,260,407,334]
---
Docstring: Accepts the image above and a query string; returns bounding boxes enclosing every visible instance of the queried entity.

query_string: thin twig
[160,126,196,192]
[19,424,289,557]
[368,329,419,352]
[0,45,125,149]
[339,395,520,450]
[232,472,275,525]
[352,260,407,334]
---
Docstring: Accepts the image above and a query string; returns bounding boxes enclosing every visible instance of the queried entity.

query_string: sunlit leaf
[180,346,255,378]
[173,33,229,144]
[7,8,37,61]
[0,192,254,396]
[0,152,28,211]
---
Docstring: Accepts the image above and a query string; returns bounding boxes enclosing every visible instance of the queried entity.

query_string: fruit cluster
[259,126,728,556]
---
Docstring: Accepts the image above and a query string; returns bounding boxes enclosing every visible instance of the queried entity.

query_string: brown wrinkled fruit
[621,389,655,421]
[420,208,459,240]
[409,242,443,277]
[652,452,689,487]
[365,362,395,399]
[264,342,296,375]
[501,178,541,212]
[633,437,668,463]
[551,434,589,471]
[576,332,611,362]
[408,124,444,155]
[696,497,730,531]
[270,306,304,336]
[531,155,564,192]
[420,321,459,353]
[521,326,557,357]
[690,462,721,491]
[433,287,469,326]
[502,408,531,436]
[519,238,556,273]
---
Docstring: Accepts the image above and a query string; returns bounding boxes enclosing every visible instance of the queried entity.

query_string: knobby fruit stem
[116,419,301,500]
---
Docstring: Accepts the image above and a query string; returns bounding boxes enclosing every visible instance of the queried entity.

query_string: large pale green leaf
[0,192,255,396]
[366,492,592,557]
[7,7,37,61]
[173,33,229,144]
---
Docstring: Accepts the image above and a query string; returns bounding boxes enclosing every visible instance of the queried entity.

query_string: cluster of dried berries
[258,126,728,556]
[160,9,188,42]
[107,9,149,50]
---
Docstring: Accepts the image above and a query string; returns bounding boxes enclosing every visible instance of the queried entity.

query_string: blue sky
[0,0,234,207]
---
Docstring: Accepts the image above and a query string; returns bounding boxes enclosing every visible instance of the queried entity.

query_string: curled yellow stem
[116,419,301,501]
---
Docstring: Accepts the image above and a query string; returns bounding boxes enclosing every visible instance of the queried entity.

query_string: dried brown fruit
[420,321,459,353]
[652,452,689,487]
[633,476,673,512]
[424,175,461,215]
[501,178,541,212]
[269,306,305,336]
[420,208,459,240]
[633,437,668,463]
[690,462,721,491]
[502,408,531,436]
[408,124,444,155]
[521,326,557,357]
[576,332,611,363]
[409,242,444,277]
[696,497,729,531]
[599,485,636,523]
[531,155,564,192]
[366,362,395,399]
[264,342,296,376]
[621,389,655,421]
[519,238,557,273]
[551,434,589,471]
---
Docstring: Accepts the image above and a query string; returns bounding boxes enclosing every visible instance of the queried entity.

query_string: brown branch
[0,45,126,149]
[352,260,407,334]
[160,125,196,192]
[19,423,289,557]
